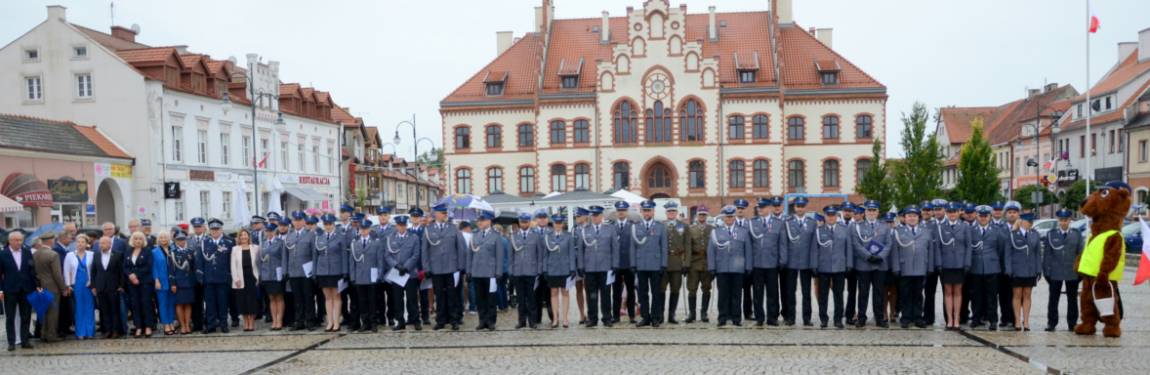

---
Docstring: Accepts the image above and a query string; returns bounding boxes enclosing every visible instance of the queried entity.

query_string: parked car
[1122,222,1143,254]
[1033,219,1058,238]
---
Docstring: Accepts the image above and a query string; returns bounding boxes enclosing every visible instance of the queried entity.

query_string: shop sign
[299,176,331,185]
[48,177,89,203]
[189,170,216,181]
[95,163,133,179]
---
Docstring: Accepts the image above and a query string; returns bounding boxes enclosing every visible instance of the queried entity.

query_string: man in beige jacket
[32,233,66,342]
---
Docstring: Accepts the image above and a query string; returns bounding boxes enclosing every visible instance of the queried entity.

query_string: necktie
[362,239,367,248]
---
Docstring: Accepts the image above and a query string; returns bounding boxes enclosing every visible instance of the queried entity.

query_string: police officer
[844,203,866,325]
[611,201,637,324]
[286,211,317,331]
[196,218,233,333]
[422,203,468,331]
[685,206,713,323]
[140,219,157,249]
[750,197,786,326]
[1044,208,1083,332]
[998,201,1021,329]
[532,211,554,326]
[890,205,934,329]
[348,219,383,333]
[782,196,817,326]
[257,222,288,330]
[467,211,504,331]
[968,205,1005,331]
[631,200,667,327]
[510,213,543,329]
[572,207,591,324]
[850,200,892,328]
[733,198,754,321]
[662,202,690,325]
[1006,212,1040,331]
[708,206,753,327]
[249,216,267,246]
[543,213,577,328]
[579,205,619,328]
[385,216,422,331]
[935,202,971,330]
[187,217,208,332]
[314,214,347,332]
[813,206,850,329]
[921,198,948,327]
[372,207,395,327]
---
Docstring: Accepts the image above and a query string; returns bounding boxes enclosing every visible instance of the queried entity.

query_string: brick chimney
[111,25,137,42]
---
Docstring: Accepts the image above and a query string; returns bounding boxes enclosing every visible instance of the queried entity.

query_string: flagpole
[1084,0,1092,199]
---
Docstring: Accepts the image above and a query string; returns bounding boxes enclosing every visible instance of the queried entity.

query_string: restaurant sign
[48,177,88,203]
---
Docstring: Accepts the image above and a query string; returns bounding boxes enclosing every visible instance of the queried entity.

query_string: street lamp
[226,58,286,218]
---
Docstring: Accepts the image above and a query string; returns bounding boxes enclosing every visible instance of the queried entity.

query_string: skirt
[547,275,569,288]
[1011,277,1037,288]
[941,269,965,285]
[261,280,285,296]
[174,284,197,304]
[317,275,342,289]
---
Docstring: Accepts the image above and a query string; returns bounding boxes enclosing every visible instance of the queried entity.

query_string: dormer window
[739,70,756,83]
[483,70,507,96]
[820,72,838,85]
[558,58,583,89]
[734,52,760,84]
[816,60,841,86]
[486,83,504,96]
[561,76,579,89]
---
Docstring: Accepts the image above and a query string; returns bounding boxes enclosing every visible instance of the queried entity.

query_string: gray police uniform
[968,223,1006,326]
[849,219,892,325]
[813,222,850,326]
[422,222,468,327]
[631,220,668,324]
[612,219,637,323]
[384,231,421,327]
[782,215,817,325]
[509,228,544,326]
[1005,229,1040,284]
[257,234,288,295]
[313,230,347,287]
[708,224,753,325]
[578,223,619,326]
[467,228,504,328]
[1043,227,1083,330]
[935,220,972,282]
[889,224,935,326]
[750,215,787,325]
[348,235,383,331]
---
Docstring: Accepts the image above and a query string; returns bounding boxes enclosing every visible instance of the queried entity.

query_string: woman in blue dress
[171,231,197,334]
[64,234,96,339]
[153,231,177,335]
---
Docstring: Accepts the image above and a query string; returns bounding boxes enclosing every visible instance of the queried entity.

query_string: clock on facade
[647,73,669,100]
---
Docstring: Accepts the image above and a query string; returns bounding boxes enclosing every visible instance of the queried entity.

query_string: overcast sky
[2,0,1147,158]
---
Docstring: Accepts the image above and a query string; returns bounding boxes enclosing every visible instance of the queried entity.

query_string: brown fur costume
[1074,185,1130,338]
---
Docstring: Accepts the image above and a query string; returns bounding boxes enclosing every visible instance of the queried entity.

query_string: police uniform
[371,207,396,326]
[186,218,208,331]
[935,206,972,289]
[889,207,935,328]
[685,209,713,323]
[385,218,422,330]
[611,202,638,324]
[1043,210,1083,331]
[812,209,850,328]
[422,204,468,330]
[195,219,233,333]
[314,215,347,289]
[997,202,1019,327]
[257,226,288,296]
[968,209,1006,329]
[509,214,544,328]
[849,201,892,327]
[348,222,384,332]
[286,213,318,330]
[708,206,753,326]
[578,206,619,327]
[732,199,755,321]
[749,197,786,326]
[782,197,817,326]
[632,201,668,326]
[661,203,690,324]
[468,211,505,330]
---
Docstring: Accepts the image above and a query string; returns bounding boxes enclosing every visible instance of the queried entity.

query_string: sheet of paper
[421,277,433,290]
[370,267,380,283]
[337,279,348,293]
[566,275,576,290]
[489,277,498,293]
[275,267,284,282]
[606,270,615,286]
[385,268,409,286]
[302,261,314,278]
[533,275,539,290]
[453,271,460,287]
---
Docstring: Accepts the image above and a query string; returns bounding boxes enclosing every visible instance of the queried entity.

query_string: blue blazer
[0,246,39,294]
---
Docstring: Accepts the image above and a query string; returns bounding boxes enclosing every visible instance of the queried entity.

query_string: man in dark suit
[96,222,127,254]
[90,236,125,338]
[2,231,41,351]
[53,231,75,336]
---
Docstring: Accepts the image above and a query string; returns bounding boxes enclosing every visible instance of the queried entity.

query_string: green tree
[953,118,1001,203]
[891,102,943,207]
[1013,184,1054,211]
[855,138,894,211]
[1060,179,1095,210]
[417,147,444,169]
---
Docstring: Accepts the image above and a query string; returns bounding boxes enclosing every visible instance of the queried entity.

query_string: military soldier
[385,216,422,331]
[849,200,892,328]
[467,211,504,331]
[812,207,850,329]
[195,218,233,333]
[661,202,690,325]
[750,197,786,326]
[510,213,544,329]
[348,219,383,333]
[1044,208,1083,332]
[782,196,817,326]
[890,206,935,329]
[286,212,318,331]
[630,200,667,327]
[708,206,753,327]
[611,201,637,324]
[935,202,971,330]
[422,203,468,331]
[685,206,713,323]
[579,205,618,327]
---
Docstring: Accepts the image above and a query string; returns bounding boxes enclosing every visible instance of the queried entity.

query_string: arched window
[752,114,769,140]
[645,100,672,143]
[787,117,805,141]
[549,120,566,145]
[455,168,472,194]
[454,126,470,150]
[647,164,672,189]
[612,162,630,189]
[551,164,568,192]
[822,115,840,139]
[728,115,745,140]
[613,101,638,144]
[788,160,805,189]
[574,163,590,190]
[856,159,872,185]
[753,159,769,188]
[728,160,745,188]
[688,160,705,189]
[573,119,590,144]
[823,159,840,188]
[518,167,535,194]
[856,114,873,139]
[487,167,503,193]
[485,125,502,149]
[679,99,704,143]
[517,123,534,147]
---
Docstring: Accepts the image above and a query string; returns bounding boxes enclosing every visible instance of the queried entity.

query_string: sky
[2,0,1148,158]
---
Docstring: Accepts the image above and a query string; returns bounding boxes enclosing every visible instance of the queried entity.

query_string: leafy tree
[855,139,894,211]
[417,147,444,169]
[1060,179,1095,211]
[953,118,1001,204]
[891,102,944,207]
[1014,184,1054,211]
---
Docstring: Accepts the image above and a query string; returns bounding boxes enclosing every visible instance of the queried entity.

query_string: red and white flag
[1088,1,1100,33]
[1136,218,1150,285]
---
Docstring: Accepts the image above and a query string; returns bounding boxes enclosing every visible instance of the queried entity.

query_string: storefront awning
[0,194,23,213]
[283,186,327,202]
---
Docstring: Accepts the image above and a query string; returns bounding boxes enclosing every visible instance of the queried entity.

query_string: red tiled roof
[444,33,543,103]
[72,24,149,51]
[300,87,315,102]
[777,24,881,90]
[332,106,362,127]
[939,106,996,145]
[1062,77,1150,131]
[116,47,182,66]
[541,17,625,93]
[1088,50,1150,97]
[688,12,778,86]
[72,125,132,159]
[280,83,302,97]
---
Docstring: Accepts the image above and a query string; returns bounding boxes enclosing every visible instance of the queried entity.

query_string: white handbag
[1095,280,1116,318]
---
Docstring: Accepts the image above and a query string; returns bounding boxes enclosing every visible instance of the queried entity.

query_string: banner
[48,177,88,203]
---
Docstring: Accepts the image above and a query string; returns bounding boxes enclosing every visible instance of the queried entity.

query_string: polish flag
[1088,1,1100,33]
[1136,218,1150,285]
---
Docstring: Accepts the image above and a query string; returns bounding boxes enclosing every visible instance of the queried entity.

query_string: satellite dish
[227,56,237,64]
[130,23,141,34]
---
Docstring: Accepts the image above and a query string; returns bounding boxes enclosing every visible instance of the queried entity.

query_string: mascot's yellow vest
[1078,229,1125,281]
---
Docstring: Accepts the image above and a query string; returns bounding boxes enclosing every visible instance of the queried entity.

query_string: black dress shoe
[856,321,866,328]
[202,328,216,334]
[846,318,857,325]
[1044,326,1056,332]
[732,321,742,327]
[451,324,459,331]
[585,321,598,328]
[988,325,997,331]
[651,322,661,328]
[220,327,230,333]
[835,322,845,329]
[413,324,422,331]
[784,320,796,326]
[636,320,650,327]
[20,343,33,349]
[820,322,829,329]
[803,321,814,327]
[391,325,405,331]
[877,322,890,328]
[667,319,678,325]
[755,321,765,327]
[717,321,728,328]
[433,324,445,331]
[603,321,614,328]
[514,322,526,329]
[900,322,911,329]
[767,321,779,327]
[529,323,539,329]
[7,345,14,351]
[914,322,928,329]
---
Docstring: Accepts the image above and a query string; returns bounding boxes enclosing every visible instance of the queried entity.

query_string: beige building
[440,0,886,210]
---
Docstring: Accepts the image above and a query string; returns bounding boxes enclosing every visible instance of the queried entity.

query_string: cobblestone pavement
[0,268,1145,374]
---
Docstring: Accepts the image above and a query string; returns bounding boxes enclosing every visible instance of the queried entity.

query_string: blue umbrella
[27,289,54,317]
[434,195,493,221]
[24,223,63,247]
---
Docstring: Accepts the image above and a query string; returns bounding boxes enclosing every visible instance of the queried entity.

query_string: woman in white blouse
[64,234,97,339]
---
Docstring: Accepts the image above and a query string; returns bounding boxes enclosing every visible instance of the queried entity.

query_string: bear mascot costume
[1074,180,1130,338]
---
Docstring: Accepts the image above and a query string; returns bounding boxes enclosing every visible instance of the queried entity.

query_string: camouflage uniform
[685,221,713,322]
[661,219,691,323]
